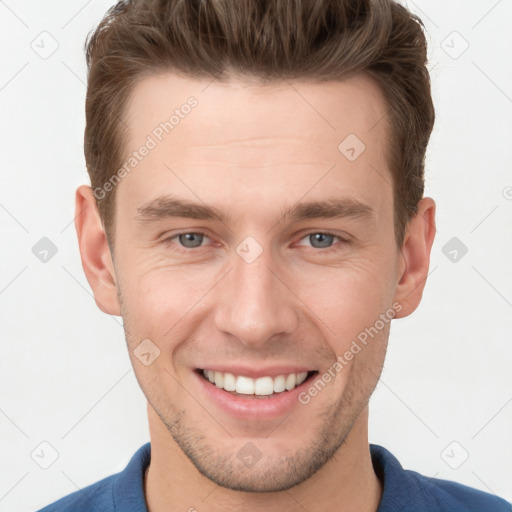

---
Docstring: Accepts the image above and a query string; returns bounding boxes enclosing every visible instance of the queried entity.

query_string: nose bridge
[214,242,298,346]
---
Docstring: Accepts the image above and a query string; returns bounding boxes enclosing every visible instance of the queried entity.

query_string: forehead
[123,72,388,148]
[118,72,391,220]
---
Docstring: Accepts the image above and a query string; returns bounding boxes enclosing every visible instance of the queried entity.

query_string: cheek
[291,256,395,344]
[117,258,219,344]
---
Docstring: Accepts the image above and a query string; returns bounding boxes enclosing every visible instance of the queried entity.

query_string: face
[110,73,402,491]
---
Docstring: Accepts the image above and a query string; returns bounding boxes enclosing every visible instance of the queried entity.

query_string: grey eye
[309,233,335,248]
[178,233,204,248]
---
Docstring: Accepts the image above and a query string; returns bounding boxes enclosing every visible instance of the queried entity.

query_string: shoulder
[405,468,511,511]
[370,444,511,512]
[35,442,151,512]
[35,474,117,512]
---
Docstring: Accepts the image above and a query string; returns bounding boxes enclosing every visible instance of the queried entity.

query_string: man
[38,0,510,510]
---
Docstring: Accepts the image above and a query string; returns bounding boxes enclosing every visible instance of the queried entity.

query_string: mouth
[196,368,318,399]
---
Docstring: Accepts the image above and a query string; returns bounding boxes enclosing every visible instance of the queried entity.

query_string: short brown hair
[84,0,435,248]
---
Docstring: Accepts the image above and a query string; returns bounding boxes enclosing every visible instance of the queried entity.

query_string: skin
[75,72,436,512]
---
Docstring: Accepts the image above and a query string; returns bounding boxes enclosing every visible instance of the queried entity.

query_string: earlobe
[393,197,436,319]
[74,185,121,316]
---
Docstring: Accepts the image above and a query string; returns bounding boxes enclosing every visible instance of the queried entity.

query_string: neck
[144,405,381,512]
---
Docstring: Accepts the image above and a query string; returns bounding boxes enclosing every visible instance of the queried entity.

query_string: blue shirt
[36,442,511,511]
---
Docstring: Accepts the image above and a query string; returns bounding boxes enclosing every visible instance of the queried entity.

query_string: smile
[199,369,317,397]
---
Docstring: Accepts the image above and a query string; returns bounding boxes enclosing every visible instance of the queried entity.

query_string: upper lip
[196,365,315,379]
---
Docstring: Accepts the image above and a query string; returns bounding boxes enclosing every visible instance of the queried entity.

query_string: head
[76,0,436,493]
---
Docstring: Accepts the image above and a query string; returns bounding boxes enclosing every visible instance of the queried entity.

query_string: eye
[162,230,348,253]
[297,232,346,249]
[165,232,210,249]
[177,232,207,248]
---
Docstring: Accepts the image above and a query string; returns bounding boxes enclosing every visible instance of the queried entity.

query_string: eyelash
[161,230,349,254]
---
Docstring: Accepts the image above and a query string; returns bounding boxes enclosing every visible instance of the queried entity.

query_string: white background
[1,1,511,510]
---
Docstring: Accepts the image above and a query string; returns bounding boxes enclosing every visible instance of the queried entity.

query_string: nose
[213,244,299,348]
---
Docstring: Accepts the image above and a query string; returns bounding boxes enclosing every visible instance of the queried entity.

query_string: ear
[393,197,436,318]
[74,185,121,316]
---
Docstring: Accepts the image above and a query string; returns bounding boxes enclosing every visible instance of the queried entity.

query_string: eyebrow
[135,194,375,224]
[282,197,375,223]
[136,195,231,223]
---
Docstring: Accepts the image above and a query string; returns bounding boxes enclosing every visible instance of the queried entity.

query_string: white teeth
[214,371,224,388]
[285,373,296,391]
[273,375,286,393]
[223,372,236,391]
[202,369,310,396]
[236,376,255,395]
[254,377,274,396]
[296,372,308,386]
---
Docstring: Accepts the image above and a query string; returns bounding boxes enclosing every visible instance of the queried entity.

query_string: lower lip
[193,370,315,421]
